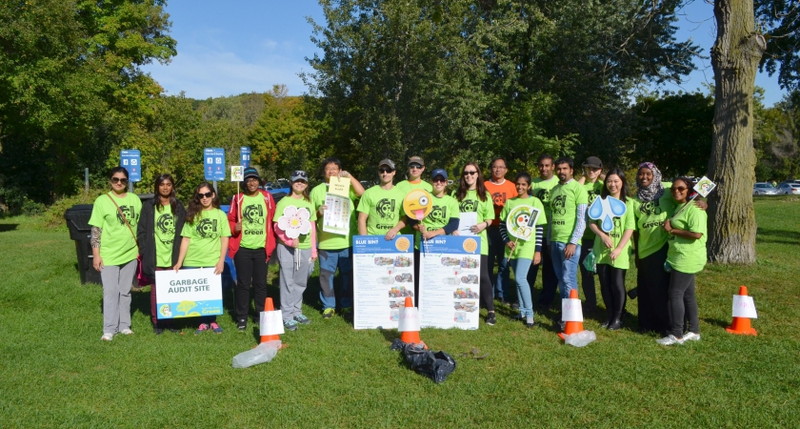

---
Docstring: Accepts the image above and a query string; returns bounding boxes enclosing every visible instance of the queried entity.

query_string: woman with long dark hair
[453,162,497,325]
[89,167,142,341]
[138,174,185,334]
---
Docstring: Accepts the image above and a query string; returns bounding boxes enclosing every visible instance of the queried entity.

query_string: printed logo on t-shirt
[534,188,550,204]
[116,205,136,226]
[638,200,663,216]
[587,190,599,204]
[491,192,507,207]
[429,205,447,225]
[243,203,265,225]
[459,199,478,213]
[196,218,219,239]
[551,195,567,216]
[376,198,396,219]
[156,213,175,245]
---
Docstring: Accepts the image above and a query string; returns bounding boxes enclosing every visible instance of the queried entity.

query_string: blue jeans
[510,258,534,317]
[318,248,353,310]
[550,241,581,299]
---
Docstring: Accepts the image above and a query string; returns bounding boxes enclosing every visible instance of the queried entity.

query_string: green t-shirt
[240,194,268,249]
[356,185,404,235]
[154,205,176,268]
[632,192,677,259]
[549,180,589,244]
[454,189,494,255]
[582,180,604,240]
[395,179,433,194]
[310,183,357,250]
[666,203,707,274]
[416,193,460,250]
[530,176,559,219]
[273,196,317,250]
[88,192,142,266]
[592,199,636,269]
[181,208,231,267]
[499,196,547,260]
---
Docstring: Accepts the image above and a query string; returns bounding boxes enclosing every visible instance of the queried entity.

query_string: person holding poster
[227,167,276,331]
[310,158,364,320]
[498,173,547,327]
[657,177,707,345]
[90,167,142,341]
[577,156,604,309]
[588,169,635,331]
[174,182,231,334]
[454,162,497,325]
[274,170,318,331]
[357,159,404,238]
[484,157,518,306]
[527,154,559,310]
[138,174,185,334]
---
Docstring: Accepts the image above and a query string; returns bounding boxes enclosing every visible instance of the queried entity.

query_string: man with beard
[357,159,404,238]
[227,167,276,331]
[527,154,559,309]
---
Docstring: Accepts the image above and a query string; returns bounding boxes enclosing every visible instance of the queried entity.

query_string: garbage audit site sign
[120,150,141,182]
[154,268,223,319]
[204,148,226,181]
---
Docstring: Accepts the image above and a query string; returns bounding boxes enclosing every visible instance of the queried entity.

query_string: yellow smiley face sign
[403,189,433,220]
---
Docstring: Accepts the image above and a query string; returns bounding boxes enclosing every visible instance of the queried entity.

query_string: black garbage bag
[390,339,457,384]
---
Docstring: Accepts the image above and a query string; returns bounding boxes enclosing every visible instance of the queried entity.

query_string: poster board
[154,268,223,319]
[352,235,414,329]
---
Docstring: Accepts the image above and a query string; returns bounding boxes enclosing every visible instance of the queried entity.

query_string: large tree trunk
[707,0,765,264]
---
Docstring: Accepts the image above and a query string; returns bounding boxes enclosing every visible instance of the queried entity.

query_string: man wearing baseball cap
[578,156,604,309]
[357,159,405,239]
[395,156,433,194]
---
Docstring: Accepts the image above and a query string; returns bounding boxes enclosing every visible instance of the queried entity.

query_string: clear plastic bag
[563,330,596,347]
[231,340,281,368]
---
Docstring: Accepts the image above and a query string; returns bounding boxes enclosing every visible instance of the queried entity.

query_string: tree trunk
[707,0,765,264]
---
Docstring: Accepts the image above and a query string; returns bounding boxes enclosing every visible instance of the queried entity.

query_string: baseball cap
[290,170,309,182]
[431,168,448,180]
[582,156,603,169]
[378,159,396,170]
[408,156,425,167]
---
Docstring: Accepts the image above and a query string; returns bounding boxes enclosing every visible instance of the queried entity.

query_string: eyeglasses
[672,186,688,192]
[491,166,507,170]
[111,177,128,185]
[197,191,214,199]
[379,168,394,174]
[408,164,423,170]
[463,170,478,176]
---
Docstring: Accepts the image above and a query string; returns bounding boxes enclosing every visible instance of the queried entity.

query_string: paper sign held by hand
[231,165,244,182]
[328,175,350,197]
[732,295,758,319]
[561,297,584,322]
[506,205,540,241]
[693,176,717,198]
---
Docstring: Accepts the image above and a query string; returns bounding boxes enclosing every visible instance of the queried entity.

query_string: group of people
[89,154,707,346]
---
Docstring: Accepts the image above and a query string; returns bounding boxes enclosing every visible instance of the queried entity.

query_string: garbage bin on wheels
[64,204,101,284]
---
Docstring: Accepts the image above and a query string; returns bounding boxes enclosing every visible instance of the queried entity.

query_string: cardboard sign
[322,194,351,236]
[328,175,351,198]
[694,176,717,198]
[732,295,758,319]
[154,268,223,319]
[506,204,541,241]
[230,165,243,182]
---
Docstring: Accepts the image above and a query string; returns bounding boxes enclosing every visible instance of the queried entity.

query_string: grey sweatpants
[100,259,137,334]
[276,243,313,322]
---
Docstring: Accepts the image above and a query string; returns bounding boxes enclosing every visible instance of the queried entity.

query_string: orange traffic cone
[398,296,427,348]
[260,297,282,343]
[558,289,584,340]
[726,286,758,336]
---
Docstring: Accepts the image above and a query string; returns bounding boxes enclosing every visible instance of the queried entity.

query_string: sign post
[240,146,251,168]
[204,147,226,193]
[120,149,141,192]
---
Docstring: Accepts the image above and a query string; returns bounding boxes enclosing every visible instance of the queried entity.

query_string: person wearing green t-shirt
[588,169,635,331]
[657,177,707,346]
[174,182,231,334]
[357,159,405,238]
[527,154,559,309]
[578,156,604,309]
[454,162,497,325]
[274,170,318,331]
[395,155,433,195]
[498,173,547,327]
[137,174,185,334]
[549,157,589,316]
[90,167,142,341]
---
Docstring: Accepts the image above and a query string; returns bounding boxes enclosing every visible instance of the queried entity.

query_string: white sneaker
[120,329,134,335]
[101,333,114,341]
[681,332,701,342]
[656,335,684,345]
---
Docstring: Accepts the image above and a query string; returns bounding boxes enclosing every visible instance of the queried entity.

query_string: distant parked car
[753,182,779,196]
[777,181,800,195]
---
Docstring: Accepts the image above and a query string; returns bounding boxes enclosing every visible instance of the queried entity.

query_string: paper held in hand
[328,175,350,197]
[506,204,540,241]
[693,176,717,198]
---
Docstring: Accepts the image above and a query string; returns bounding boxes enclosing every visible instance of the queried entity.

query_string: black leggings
[637,245,670,333]
[480,255,495,312]
[597,264,626,323]
[667,270,699,337]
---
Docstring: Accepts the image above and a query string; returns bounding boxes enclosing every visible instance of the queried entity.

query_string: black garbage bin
[64,204,101,284]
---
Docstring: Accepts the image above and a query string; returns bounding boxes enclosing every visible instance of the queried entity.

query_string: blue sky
[143,0,788,106]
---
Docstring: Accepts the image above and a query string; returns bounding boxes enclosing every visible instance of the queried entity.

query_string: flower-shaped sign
[277,205,312,239]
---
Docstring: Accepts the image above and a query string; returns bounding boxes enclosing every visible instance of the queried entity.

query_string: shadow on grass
[701,316,732,329]
[0,223,19,232]
[756,227,800,245]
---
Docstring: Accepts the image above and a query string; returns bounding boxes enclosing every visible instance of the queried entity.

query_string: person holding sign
[578,156,604,309]
[454,162,497,325]
[657,177,707,345]
[138,174,185,334]
[498,172,547,327]
[227,167,276,331]
[357,159,405,238]
[274,170,318,331]
[310,158,365,320]
[587,169,635,330]
[174,182,231,334]
[90,167,142,341]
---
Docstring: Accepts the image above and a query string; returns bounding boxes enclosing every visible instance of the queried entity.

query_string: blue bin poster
[352,235,414,330]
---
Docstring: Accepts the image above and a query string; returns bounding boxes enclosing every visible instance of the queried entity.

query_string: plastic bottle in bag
[564,330,596,347]
[231,340,281,368]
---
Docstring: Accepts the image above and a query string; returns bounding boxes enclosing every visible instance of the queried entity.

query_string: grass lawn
[1,197,798,428]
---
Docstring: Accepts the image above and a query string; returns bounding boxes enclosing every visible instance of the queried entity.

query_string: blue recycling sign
[204,148,226,181]
[240,146,251,168]
[120,150,141,182]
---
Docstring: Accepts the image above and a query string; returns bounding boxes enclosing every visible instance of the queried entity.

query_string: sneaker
[486,312,496,325]
[237,320,247,331]
[681,332,701,342]
[284,319,299,331]
[153,328,164,335]
[322,308,335,319]
[101,333,114,341]
[294,314,311,325]
[656,335,684,346]
[194,323,210,335]
[525,316,535,328]
[210,322,223,333]
[120,329,134,335]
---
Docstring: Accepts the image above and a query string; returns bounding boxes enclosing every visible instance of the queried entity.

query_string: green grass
[1,197,799,428]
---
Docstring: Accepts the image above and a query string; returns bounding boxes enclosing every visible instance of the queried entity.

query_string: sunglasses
[408,164,423,169]
[672,186,688,192]
[197,191,214,199]
[432,177,447,183]
[379,168,394,174]
[111,177,128,184]
[463,170,478,176]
